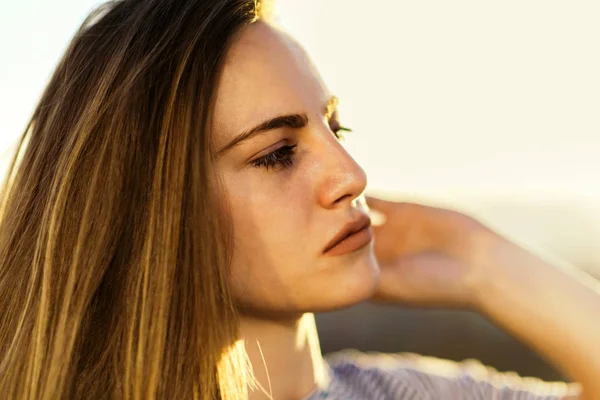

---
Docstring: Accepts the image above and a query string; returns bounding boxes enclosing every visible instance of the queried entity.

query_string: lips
[323,214,372,255]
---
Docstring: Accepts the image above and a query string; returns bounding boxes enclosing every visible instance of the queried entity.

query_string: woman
[0,0,597,398]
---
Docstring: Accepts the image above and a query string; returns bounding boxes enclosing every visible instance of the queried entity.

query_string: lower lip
[324,226,373,256]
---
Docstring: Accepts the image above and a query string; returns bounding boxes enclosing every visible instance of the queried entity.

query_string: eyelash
[251,144,297,170]
[251,125,353,171]
[333,126,353,141]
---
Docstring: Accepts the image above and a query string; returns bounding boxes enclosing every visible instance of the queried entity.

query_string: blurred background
[2,0,599,382]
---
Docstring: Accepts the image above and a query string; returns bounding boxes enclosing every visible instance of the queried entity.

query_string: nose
[316,133,368,209]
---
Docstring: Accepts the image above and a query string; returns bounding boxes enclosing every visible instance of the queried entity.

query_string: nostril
[333,193,353,205]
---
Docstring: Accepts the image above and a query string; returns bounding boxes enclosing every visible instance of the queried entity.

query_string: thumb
[365,195,397,213]
[366,195,424,217]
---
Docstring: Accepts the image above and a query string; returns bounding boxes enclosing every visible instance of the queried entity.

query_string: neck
[240,313,328,400]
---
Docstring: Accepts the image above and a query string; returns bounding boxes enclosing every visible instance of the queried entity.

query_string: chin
[234,247,381,317]
[308,248,381,313]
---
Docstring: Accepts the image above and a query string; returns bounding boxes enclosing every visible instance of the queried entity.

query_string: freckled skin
[211,22,380,317]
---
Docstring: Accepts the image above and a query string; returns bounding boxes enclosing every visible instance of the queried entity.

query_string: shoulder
[323,349,581,400]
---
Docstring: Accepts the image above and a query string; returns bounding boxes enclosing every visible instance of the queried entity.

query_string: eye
[250,145,297,171]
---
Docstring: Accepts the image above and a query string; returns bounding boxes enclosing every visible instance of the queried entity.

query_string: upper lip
[323,214,372,253]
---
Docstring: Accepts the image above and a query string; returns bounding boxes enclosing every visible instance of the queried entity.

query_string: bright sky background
[1,1,600,270]
[1,1,599,198]
[276,1,600,199]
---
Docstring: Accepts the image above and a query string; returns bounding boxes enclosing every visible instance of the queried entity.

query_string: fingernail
[368,208,387,226]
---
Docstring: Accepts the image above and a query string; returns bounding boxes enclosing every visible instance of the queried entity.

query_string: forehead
[211,21,329,146]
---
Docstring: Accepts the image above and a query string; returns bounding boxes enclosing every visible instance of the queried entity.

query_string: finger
[366,195,433,216]
[367,195,454,220]
[364,195,397,213]
[368,208,387,227]
[365,196,423,224]
[369,202,434,255]
[366,196,464,254]
[365,196,398,227]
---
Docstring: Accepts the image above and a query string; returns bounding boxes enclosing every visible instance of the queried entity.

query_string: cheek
[228,169,313,245]
[230,180,310,258]
[225,172,315,302]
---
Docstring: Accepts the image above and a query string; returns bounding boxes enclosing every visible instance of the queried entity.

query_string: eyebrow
[217,96,339,155]
[217,114,308,155]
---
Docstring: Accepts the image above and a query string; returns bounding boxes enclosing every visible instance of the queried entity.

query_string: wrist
[468,234,600,395]
[468,231,545,315]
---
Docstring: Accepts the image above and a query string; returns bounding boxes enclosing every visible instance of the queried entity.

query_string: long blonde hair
[0,1,262,398]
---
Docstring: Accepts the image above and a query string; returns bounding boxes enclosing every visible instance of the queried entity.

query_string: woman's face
[211,21,380,317]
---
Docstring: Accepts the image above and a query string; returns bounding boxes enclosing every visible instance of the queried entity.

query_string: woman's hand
[366,195,600,399]
[366,195,498,310]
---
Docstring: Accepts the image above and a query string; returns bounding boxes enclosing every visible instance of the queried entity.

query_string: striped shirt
[303,350,581,399]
